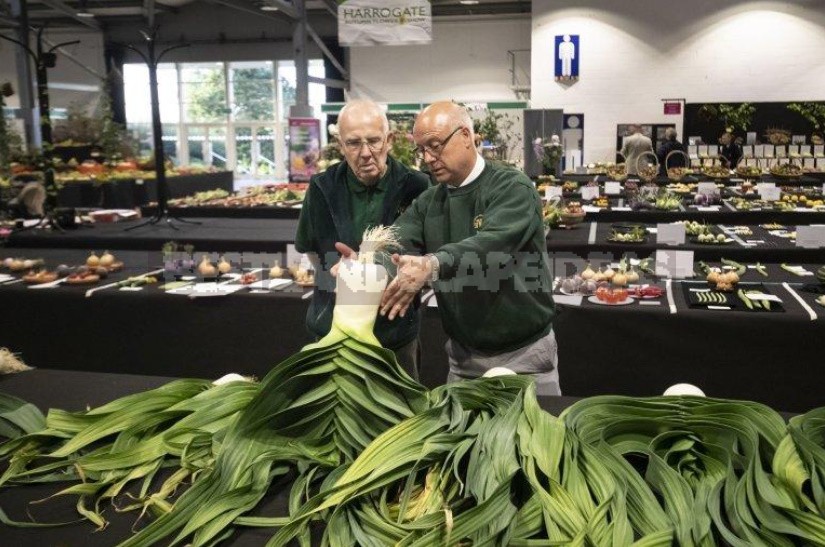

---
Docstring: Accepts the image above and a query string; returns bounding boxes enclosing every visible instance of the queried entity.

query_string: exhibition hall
[1,1,824,544]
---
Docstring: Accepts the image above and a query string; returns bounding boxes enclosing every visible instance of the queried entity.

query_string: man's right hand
[330,242,357,278]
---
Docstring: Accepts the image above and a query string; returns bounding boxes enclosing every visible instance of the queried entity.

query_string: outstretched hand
[330,242,357,278]
[379,254,432,320]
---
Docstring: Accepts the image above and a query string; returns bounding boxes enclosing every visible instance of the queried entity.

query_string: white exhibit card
[763,145,775,157]
[788,145,800,156]
[804,158,816,169]
[604,181,622,195]
[697,182,717,195]
[656,223,686,246]
[742,145,754,158]
[545,185,562,199]
[754,145,765,157]
[775,146,787,158]
[581,186,600,200]
[815,145,825,157]
[687,145,698,158]
[760,186,781,202]
[697,145,709,157]
[654,250,695,279]
[796,225,825,248]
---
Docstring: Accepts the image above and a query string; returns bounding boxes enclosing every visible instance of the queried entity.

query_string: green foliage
[473,109,522,163]
[787,102,825,131]
[698,103,756,132]
[231,67,275,121]
[389,119,416,168]
[185,68,228,122]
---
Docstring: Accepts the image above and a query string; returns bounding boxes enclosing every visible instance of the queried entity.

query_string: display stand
[119,28,199,231]
[1,27,79,233]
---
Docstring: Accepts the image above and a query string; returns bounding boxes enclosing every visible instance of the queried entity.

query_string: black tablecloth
[5,218,299,253]
[0,369,578,547]
[140,205,302,220]
[2,249,824,412]
[547,221,825,263]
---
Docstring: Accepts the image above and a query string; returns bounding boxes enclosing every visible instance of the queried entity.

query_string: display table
[0,368,577,547]
[56,171,234,209]
[4,217,298,252]
[1,248,823,412]
[547,221,825,263]
[140,204,302,220]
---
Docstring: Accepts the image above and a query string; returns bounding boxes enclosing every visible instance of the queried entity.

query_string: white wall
[0,30,106,111]
[349,16,531,103]
[532,0,825,163]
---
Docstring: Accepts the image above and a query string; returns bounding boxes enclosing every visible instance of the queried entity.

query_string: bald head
[413,101,477,186]
[337,99,392,185]
[338,99,389,135]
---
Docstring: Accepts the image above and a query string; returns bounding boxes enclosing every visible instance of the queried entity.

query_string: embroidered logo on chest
[473,214,484,230]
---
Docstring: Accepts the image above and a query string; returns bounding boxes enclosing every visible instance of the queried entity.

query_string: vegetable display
[3,228,825,545]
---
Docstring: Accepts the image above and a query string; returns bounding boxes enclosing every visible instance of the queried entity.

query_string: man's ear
[386,131,395,147]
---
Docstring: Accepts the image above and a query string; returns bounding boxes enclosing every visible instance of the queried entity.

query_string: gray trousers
[445,329,560,395]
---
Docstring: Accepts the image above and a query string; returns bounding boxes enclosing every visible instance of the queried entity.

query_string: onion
[269,264,284,278]
[86,252,100,268]
[198,255,217,277]
[218,256,232,274]
[100,251,115,268]
[612,271,628,286]
[626,268,640,283]
[580,264,595,280]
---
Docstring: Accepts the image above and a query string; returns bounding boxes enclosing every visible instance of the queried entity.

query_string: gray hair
[338,99,389,134]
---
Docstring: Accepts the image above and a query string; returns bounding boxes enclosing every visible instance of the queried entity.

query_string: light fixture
[76,0,95,18]
[260,3,280,10]
[459,0,480,5]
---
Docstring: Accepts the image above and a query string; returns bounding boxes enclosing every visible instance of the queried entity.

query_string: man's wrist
[425,253,439,283]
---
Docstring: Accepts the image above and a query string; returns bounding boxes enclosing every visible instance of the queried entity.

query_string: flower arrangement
[388,119,417,168]
[316,123,344,173]
[533,134,564,175]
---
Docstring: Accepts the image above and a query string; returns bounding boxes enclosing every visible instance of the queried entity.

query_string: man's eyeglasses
[341,136,386,153]
[414,126,463,161]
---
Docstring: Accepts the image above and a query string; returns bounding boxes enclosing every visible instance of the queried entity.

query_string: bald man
[380,101,559,394]
[294,99,430,377]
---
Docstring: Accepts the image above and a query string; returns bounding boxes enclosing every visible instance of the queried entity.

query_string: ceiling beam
[206,0,293,25]
[38,0,102,30]
[308,76,348,90]
[144,0,155,27]
[42,36,106,80]
[319,0,337,17]
[0,15,20,27]
[306,23,347,79]
[260,0,298,19]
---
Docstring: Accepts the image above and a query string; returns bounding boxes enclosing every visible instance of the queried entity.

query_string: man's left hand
[380,254,432,320]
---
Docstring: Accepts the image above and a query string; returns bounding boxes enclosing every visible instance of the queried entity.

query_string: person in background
[294,99,430,378]
[657,127,686,175]
[620,124,654,175]
[347,101,559,394]
[719,131,743,168]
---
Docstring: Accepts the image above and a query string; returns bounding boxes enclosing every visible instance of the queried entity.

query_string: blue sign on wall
[554,34,579,81]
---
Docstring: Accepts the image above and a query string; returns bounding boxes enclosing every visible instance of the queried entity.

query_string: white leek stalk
[308,225,400,349]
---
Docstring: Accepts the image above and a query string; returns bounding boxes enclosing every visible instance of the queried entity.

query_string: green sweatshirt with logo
[394,160,555,354]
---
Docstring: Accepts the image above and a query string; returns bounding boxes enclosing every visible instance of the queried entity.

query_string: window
[123,60,326,181]
[229,61,275,122]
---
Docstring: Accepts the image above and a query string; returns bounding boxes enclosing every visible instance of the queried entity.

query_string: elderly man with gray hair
[294,99,430,378]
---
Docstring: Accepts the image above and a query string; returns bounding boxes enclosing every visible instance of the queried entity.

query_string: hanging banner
[288,118,321,183]
[338,0,432,46]
[554,34,580,81]
[664,102,682,115]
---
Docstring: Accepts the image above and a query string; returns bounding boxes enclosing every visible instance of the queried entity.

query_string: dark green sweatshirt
[394,160,555,354]
[294,157,430,349]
